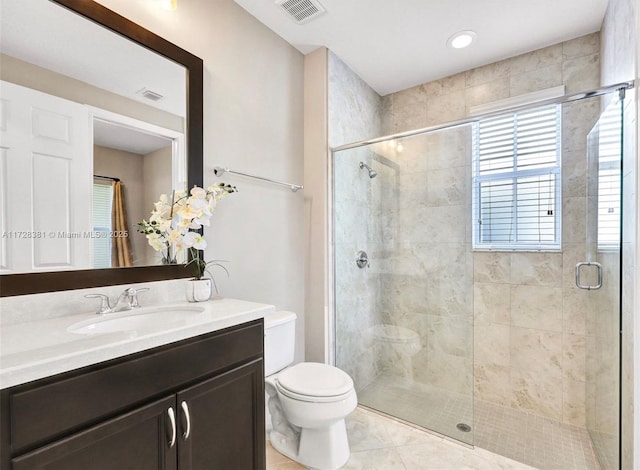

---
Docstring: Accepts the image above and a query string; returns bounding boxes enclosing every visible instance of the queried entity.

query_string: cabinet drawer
[9,320,263,453]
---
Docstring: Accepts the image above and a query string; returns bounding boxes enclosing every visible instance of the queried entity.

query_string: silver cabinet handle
[167,407,176,448]
[181,401,191,440]
[575,261,603,290]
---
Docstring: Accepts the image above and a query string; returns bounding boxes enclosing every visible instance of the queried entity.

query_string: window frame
[472,104,563,252]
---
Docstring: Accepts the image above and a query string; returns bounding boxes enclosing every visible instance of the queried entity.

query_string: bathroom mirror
[0,0,203,296]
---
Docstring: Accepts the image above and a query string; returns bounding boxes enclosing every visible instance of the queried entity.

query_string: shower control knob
[356,251,370,269]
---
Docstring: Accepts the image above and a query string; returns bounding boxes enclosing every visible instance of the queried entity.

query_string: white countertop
[0,298,275,390]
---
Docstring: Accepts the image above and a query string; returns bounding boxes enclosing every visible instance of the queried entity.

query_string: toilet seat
[276,381,354,403]
[276,362,354,402]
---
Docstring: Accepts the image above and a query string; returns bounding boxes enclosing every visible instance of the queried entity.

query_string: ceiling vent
[136,88,164,102]
[275,0,326,24]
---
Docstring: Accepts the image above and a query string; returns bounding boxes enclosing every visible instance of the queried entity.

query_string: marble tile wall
[382,33,603,427]
[329,52,383,391]
[375,126,475,397]
[332,30,629,443]
[381,34,601,136]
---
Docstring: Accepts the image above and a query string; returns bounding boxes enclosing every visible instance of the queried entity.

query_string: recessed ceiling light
[447,30,476,49]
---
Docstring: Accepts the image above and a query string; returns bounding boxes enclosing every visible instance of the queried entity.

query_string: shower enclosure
[332,86,627,469]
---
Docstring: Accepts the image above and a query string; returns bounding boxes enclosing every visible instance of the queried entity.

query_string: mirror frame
[0,0,203,297]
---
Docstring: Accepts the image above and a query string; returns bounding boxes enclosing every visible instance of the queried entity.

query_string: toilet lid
[277,362,354,398]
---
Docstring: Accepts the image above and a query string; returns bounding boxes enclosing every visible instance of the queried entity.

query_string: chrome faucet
[85,287,149,314]
[112,288,135,312]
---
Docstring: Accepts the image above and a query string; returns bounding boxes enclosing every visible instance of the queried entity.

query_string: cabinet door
[12,396,178,470]
[177,359,265,470]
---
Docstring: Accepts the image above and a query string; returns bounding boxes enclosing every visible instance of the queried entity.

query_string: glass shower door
[583,95,623,470]
[333,124,475,445]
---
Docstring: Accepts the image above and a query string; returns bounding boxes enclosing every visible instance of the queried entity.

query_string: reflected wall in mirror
[91,109,186,268]
[0,0,203,296]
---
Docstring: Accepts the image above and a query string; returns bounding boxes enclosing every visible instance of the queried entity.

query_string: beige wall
[95,0,306,361]
[303,48,329,363]
[93,145,147,266]
[0,53,183,133]
[142,146,173,265]
[94,144,175,268]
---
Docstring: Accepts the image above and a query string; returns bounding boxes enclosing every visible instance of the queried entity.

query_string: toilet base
[270,420,350,470]
[269,430,299,463]
[299,420,351,470]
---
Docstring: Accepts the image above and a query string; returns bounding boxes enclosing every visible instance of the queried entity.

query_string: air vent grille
[136,88,163,102]
[275,0,326,24]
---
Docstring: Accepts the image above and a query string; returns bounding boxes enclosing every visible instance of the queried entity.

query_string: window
[93,180,113,268]
[595,100,622,250]
[472,104,561,251]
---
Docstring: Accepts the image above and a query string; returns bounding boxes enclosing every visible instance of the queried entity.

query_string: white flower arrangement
[138,183,237,281]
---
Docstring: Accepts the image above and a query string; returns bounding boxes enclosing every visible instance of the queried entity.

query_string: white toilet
[264,311,357,470]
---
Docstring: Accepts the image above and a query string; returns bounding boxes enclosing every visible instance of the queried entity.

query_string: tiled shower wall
[375,127,475,396]
[380,33,602,426]
[329,52,383,390]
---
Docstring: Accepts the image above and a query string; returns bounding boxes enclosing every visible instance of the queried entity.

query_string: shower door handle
[575,261,602,290]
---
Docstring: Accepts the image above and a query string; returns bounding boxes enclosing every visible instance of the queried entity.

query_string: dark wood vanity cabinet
[0,320,266,470]
[11,395,178,470]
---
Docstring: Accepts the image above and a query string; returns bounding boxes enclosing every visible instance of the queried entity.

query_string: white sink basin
[68,306,206,335]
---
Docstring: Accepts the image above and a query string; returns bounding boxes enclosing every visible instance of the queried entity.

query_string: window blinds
[93,181,113,268]
[473,104,561,250]
[595,101,622,250]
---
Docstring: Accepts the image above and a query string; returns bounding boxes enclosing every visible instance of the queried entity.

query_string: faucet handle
[128,287,149,308]
[85,293,111,314]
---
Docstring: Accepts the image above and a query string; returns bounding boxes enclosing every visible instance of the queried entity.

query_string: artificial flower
[137,183,237,279]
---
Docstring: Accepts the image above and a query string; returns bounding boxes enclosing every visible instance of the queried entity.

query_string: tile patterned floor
[474,401,600,470]
[267,406,537,470]
[590,429,617,470]
[357,375,601,470]
[358,374,474,444]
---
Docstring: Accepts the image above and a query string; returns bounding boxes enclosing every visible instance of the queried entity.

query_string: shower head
[359,161,377,179]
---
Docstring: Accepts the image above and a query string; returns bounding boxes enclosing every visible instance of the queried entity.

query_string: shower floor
[358,374,601,470]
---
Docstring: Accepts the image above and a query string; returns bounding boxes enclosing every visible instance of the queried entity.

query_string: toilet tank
[264,311,296,376]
